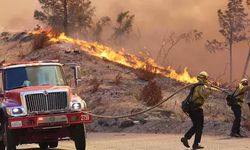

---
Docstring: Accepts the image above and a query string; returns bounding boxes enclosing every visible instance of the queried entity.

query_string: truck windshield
[5,65,67,90]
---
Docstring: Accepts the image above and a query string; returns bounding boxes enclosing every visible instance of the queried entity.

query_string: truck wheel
[0,141,4,150]
[3,122,16,150]
[49,141,58,148]
[71,124,86,150]
[38,143,48,149]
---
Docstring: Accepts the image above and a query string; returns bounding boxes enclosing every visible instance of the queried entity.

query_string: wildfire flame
[32,29,198,84]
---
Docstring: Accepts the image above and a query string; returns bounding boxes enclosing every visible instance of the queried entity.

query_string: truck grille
[25,92,68,113]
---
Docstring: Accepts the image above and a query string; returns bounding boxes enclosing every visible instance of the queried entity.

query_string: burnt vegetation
[113,73,122,85]
[137,80,163,106]
[135,64,157,81]
[88,77,101,93]
[32,31,50,50]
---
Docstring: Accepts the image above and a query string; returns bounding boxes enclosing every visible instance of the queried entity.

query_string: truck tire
[49,141,58,148]
[71,124,86,150]
[3,122,16,150]
[38,143,48,149]
[0,141,4,150]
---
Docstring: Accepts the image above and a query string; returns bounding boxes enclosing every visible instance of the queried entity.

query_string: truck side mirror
[74,66,82,87]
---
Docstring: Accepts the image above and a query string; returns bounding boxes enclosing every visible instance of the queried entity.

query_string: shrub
[113,73,122,85]
[135,63,156,81]
[137,80,163,106]
[89,77,101,93]
[32,31,50,50]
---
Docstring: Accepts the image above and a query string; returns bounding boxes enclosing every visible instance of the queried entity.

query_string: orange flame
[33,29,198,84]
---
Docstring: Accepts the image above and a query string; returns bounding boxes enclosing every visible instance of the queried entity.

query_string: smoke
[0,0,249,81]
[0,0,39,32]
[92,0,249,82]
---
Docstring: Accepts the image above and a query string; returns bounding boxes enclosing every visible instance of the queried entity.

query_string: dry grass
[89,77,101,93]
[18,50,25,58]
[32,31,50,50]
[113,73,122,85]
[137,80,163,106]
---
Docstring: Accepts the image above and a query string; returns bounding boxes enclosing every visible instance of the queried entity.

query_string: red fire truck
[0,60,91,150]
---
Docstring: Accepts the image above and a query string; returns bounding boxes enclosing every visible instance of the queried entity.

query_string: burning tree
[206,0,248,83]
[34,0,95,36]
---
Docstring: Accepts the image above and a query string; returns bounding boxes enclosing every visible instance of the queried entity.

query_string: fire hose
[84,83,228,119]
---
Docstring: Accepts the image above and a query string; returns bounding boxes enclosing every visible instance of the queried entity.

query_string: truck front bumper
[7,111,92,129]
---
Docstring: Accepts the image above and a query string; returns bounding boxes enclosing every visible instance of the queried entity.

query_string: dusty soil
[18,133,250,150]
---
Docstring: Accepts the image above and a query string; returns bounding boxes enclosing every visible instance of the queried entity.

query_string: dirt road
[18,133,250,150]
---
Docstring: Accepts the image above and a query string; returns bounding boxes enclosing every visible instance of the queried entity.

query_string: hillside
[0,31,250,136]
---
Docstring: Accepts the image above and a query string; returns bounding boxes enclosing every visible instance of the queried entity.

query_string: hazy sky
[0,0,248,82]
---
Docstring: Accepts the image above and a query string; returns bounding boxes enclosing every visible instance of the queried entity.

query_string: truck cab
[0,60,91,150]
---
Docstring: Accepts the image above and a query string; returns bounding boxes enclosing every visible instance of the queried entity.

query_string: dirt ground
[18,133,250,150]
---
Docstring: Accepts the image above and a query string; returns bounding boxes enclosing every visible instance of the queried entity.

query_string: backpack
[181,83,203,113]
[226,88,245,106]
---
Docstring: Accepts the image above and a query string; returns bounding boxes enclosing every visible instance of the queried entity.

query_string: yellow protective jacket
[191,83,212,108]
[234,84,249,107]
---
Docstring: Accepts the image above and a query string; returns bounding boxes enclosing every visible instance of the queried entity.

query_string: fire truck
[0,60,91,150]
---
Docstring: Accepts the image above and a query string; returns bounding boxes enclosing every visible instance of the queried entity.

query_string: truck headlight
[72,103,81,110]
[6,106,27,117]
[70,100,87,111]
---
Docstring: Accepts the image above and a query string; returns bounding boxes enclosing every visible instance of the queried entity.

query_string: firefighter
[181,71,212,150]
[245,83,250,109]
[230,78,249,137]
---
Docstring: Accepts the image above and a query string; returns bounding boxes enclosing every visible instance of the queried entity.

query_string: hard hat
[197,71,209,80]
[240,78,248,86]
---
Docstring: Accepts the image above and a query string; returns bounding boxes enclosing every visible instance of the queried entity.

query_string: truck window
[5,65,66,90]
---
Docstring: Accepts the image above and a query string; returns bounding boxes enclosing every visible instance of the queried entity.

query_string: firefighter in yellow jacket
[181,71,213,150]
[230,78,249,137]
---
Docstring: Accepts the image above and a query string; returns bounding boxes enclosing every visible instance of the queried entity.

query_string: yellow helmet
[197,71,209,79]
[240,78,248,86]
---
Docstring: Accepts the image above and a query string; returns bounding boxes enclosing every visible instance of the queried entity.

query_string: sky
[0,0,249,82]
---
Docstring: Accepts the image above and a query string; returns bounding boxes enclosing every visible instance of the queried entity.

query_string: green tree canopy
[34,0,95,35]
[112,11,135,44]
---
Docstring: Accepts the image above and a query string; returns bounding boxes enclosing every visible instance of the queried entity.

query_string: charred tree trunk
[63,0,68,35]
[242,48,250,78]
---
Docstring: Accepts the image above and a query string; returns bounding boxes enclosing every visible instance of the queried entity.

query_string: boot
[192,144,204,150]
[237,133,247,138]
[230,132,240,137]
[181,137,190,148]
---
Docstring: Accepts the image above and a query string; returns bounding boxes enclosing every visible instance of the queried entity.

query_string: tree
[242,45,250,78]
[206,0,247,83]
[34,0,94,36]
[156,30,202,65]
[63,0,68,35]
[93,16,111,42]
[111,11,135,44]
[241,0,250,78]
